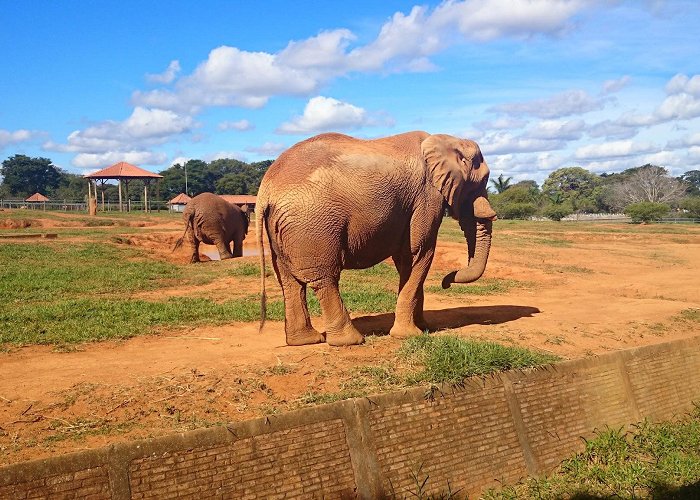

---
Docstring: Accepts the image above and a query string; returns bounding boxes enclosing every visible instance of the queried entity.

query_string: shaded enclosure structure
[25,192,49,210]
[168,193,191,212]
[85,162,163,213]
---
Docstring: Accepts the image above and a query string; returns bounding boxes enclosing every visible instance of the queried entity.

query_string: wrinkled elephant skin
[256,132,494,347]
[175,192,249,263]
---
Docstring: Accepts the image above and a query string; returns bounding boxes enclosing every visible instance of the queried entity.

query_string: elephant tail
[257,201,268,333]
[172,211,194,252]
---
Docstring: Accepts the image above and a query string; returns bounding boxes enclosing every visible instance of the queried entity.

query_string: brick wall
[1,336,699,499]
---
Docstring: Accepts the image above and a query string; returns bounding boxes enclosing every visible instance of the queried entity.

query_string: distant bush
[495,202,538,220]
[624,202,670,223]
[680,196,700,218]
[542,203,573,221]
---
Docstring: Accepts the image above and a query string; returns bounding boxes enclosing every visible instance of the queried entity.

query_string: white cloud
[574,140,657,160]
[476,117,528,130]
[245,141,288,157]
[132,1,594,115]
[602,76,631,95]
[204,151,248,162]
[665,73,700,96]
[218,119,254,131]
[527,119,585,140]
[277,96,369,134]
[146,60,181,84]
[440,0,585,41]
[46,107,194,155]
[171,156,191,167]
[0,129,34,149]
[73,150,168,169]
[480,131,565,155]
[491,90,609,119]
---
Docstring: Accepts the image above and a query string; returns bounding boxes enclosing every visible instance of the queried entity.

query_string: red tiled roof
[25,192,49,202]
[220,194,257,205]
[168,193,191,204]
[85,162,163,179]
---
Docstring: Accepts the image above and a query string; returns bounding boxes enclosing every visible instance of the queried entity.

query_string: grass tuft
[399,334,558,385]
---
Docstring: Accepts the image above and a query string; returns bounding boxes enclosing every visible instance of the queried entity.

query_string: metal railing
[0,199,173,212]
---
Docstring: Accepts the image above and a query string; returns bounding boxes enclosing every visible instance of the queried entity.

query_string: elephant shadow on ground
[353,305,541,336]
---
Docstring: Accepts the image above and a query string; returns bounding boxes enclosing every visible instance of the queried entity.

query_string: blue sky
[1,0,699,184]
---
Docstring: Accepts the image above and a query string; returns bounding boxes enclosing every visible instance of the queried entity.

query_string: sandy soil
[1,211,698,465]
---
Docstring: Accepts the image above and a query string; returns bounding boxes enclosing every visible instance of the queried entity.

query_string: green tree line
[1,153,699,221]
[0,155,273,202]
[489,166,700,222]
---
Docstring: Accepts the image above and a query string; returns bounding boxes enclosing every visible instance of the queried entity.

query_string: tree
[490,185,539,219]
[489,174,512,194]
[542,167,600,213]
[680,197,700,218]
[542,202,573,221]
[624,202,669,223]
[679,170,700,196]
[1,154,63,198]
[612,165,686,208]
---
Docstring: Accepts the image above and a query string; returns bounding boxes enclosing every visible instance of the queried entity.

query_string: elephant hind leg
[188,233,201,263]
[275,260,325,346]
[309,278,364,346]
[216,240,234,260]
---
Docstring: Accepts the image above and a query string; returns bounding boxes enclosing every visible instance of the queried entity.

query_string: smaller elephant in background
[174,192,249,263]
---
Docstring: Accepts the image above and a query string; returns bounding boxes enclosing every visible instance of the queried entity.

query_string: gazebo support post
[118,179,123,212]
[144,182,149,213]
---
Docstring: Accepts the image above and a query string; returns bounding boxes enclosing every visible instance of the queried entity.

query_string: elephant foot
[190,255,201,264]
[389,322,424,339]
[326,324,364,347]
[286,327,326,346]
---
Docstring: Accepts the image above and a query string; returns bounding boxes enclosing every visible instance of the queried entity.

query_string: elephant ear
[422,134,477,219]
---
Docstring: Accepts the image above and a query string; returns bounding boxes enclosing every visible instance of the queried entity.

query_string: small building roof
[169,193,192,205]
[220,194,257,205]
[84,162,163,180]
[26,192,49,202]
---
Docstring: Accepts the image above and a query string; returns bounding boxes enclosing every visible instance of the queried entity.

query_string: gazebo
[168,193,191,212]
[84,162,163,213]
[25,192,49,210]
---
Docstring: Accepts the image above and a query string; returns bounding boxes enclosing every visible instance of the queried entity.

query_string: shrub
[542,202,573,221]
[624,202,670,223]
[680,196,700,218]
[495,201,538,220]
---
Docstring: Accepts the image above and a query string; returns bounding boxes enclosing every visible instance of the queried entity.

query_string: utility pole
[184,162,188,195]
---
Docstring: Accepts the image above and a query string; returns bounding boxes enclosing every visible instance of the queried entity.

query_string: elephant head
[421,134,496,289]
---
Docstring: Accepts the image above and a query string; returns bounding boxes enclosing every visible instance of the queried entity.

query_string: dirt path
[1,216,698,464]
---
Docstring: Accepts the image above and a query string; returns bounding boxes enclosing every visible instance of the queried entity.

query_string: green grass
[0,243,178,303]
[426,278,528,297]
[484,404,700,499]
[295,335,557,408]
[399,334,558,385]
[0,296,286,344]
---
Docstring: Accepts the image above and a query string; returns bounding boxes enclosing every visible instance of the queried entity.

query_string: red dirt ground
[1,211,698,465]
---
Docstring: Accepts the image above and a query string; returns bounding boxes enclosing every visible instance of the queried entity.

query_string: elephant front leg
[390,252,433,338]
[310,279,364,346]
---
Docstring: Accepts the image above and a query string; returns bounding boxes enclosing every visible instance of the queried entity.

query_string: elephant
[174,192,249,263]
[256,131,496,347]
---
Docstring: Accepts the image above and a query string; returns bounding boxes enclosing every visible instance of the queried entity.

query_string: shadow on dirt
[353,305,541,335]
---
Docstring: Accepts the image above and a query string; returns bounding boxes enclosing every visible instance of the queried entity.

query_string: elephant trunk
[442,196,495,289]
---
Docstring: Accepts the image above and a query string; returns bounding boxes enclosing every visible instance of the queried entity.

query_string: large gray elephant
[256,131,496,347]
[174,192,249,263]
